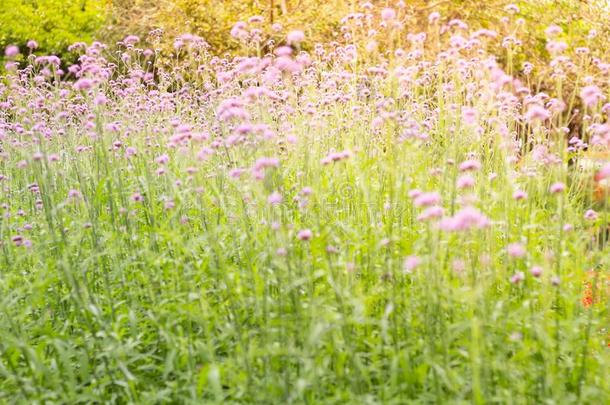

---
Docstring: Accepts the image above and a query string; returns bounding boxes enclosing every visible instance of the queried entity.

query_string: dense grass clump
[0,4,609,403]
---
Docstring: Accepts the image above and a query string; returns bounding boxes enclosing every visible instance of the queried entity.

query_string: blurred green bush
[0,0,107,64]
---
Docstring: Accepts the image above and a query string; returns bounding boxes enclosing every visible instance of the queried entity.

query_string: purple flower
[549,182,565,194]
[287,30,305,45]
[381,8,396,21]
[580,85,604,108]
[403,255,421,273]
[5,45,19,58]
[510,271,525,284]
[513,190,527,201]
[413,192,441,207]
[507,243,526,258]
[530,266,543,278]
[267,191,283,205]
[297,229,313,241]
[584,209,598,220]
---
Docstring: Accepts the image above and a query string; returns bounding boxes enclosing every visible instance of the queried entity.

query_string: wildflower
[594,163,610,181]
[439,206,490,231]
[459,159,481,172]
[403,255,421,273]
[287,30,305,45]
[510,271,525,284]
[507,243,526,258]
[551,276,560,286]
[125,147,137,158]
[73,78,94,91]
[131,192,144,202]
[381,8,396,21]
[457,174,475,189]
[580,85,604,108]
[461,107,477,125]
[413,192,441,207]
[326,245,339,254]
[513,190,527,200]
[545,25,562,37]
[300,187,313,196]
[530,266,543,278]
[584,209,598,220]
[26,40,38,50]
[452,259,466,273]
[417,205,444,221]
[268,191,283,205]
[525,105,550,122]
[297,229,312,241]
[155,154,170,165]
[11,235,24,246]
[4,45,19,58]
[428,11,441,23]
[549,182,565,194]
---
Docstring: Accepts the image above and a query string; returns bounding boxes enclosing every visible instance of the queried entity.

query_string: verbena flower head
[5,45,19,58]
[297,229,312,241]
[549,182,565,194]
[507,242,526,258]
[287,30,305,45]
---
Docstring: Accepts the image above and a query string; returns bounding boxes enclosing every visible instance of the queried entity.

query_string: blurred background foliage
[1,0,609,68]
[0,0,108,62]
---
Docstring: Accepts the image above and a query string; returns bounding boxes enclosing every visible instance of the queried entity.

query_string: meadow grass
[0,5,609,404]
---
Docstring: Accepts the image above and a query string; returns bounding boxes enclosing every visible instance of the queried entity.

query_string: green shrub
[0,0,107,65]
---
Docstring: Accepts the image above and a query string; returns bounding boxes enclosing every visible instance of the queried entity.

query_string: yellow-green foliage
[0,0,108,62]
[104,1,610,58]
[104,0,349,54]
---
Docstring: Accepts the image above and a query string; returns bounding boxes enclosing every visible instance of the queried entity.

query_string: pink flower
[403,255,421,273]
[5,45,19,58]
[417,205,444,221]
[155,154,169,165]
[507,242,526,258]
[513,190,527,201]
[459,159,481,172]
[428,12,441,23]
[580,85,604,108]
[287,30,305,45]
[439,206,490,231]
[27,40,38,50]
[530,266,543,278]
[525,105,550,122]
[297,229,312,241]
[549,182,565,194]
[268,191,283,205]
[413,192,441,207]
[594,163,610,181]
[545,25,562,37]
[461,107,477,125]
[381,8,396,21]
[457,174,475,189]
[584,209,598,220]
[300,187,313,196]
[125,147,137,158]
[73,78,94,91]
[12,235,24,246]
[510,271,525,284]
